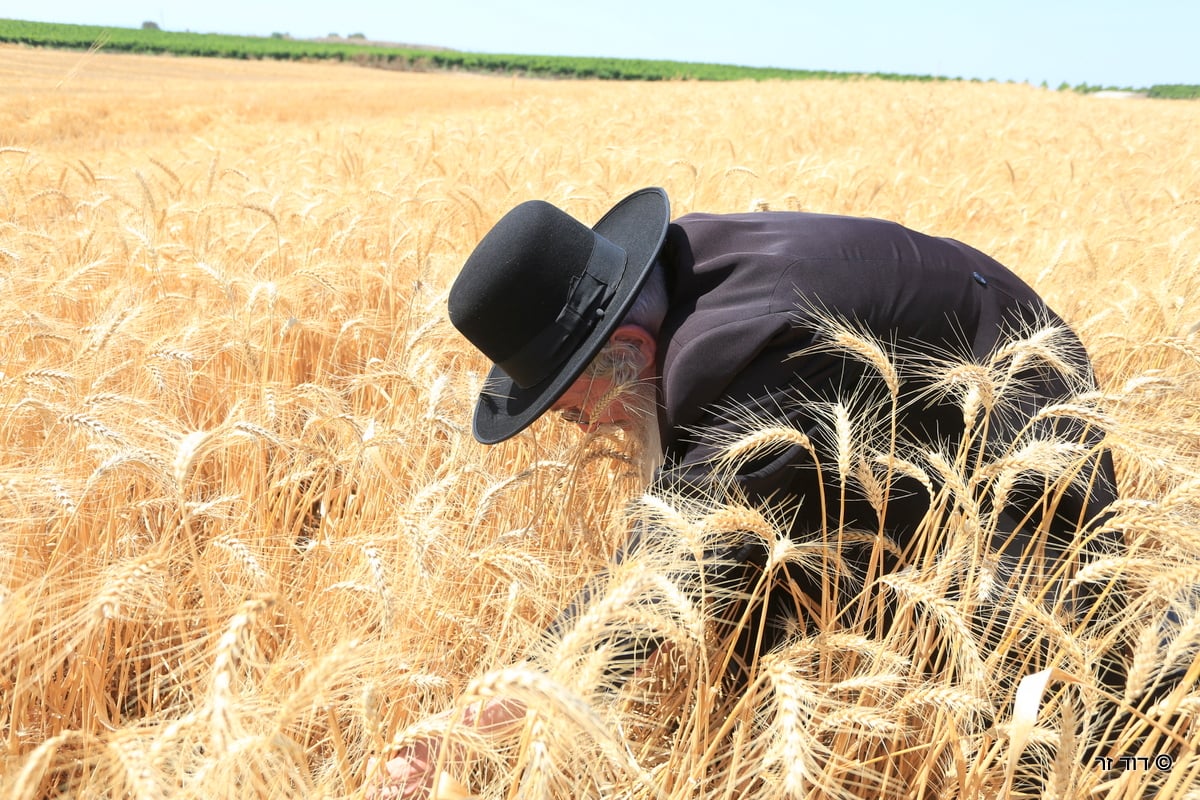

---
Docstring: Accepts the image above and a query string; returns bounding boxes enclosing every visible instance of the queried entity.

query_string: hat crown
[448,200,626,387]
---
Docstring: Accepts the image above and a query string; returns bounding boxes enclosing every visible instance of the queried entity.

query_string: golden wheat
[2,42,1199,800]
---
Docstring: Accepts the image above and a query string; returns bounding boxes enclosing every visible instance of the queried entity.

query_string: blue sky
[18,1,1198,89]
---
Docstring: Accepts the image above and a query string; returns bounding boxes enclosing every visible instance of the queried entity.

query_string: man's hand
[365,739,438,799]
[364,698,524,799]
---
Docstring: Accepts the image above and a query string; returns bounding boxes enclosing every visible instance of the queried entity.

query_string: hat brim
[471,187,669,444]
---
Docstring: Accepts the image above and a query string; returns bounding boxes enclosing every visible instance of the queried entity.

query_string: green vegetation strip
[3,18,1197,97]
[0,18,904,81]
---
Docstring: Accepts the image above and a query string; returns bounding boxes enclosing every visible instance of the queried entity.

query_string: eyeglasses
[558,408,591,426]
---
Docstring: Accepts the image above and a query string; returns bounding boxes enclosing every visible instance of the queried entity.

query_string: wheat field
[1,43,1199,799]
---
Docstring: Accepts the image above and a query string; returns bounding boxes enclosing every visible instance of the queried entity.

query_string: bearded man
[368,187,1121,798]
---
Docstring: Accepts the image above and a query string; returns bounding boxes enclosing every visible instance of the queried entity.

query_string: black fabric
[655,212,1114,531]
[549,211,1121,687]
[652,212,1120,669]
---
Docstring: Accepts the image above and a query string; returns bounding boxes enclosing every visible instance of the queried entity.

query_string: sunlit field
[2,44,1199,799]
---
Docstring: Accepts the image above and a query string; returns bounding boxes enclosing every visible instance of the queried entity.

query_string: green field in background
[2,17,1196,97]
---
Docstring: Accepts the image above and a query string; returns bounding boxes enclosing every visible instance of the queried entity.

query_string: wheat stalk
[209,596,273,753]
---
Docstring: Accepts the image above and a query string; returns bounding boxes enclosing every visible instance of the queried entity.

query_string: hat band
[497,235,627,389]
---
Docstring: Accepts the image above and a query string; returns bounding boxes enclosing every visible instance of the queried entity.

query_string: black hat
[448,187,670,444]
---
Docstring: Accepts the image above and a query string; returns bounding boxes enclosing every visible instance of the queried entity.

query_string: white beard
[626,381,664,485]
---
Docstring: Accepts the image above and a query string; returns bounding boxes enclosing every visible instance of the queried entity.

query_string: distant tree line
[2,18,1196,97]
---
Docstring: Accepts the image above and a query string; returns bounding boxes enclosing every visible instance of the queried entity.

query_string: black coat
[642,212,1119,669]
[654,211,1114,545]
[557,211,1119,681]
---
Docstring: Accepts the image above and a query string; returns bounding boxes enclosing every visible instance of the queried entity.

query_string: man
[368,187,1120,797]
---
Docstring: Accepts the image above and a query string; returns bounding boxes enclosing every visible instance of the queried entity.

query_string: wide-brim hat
[448,187,670,444]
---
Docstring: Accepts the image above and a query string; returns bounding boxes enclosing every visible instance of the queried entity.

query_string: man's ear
[611,324,657,372]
